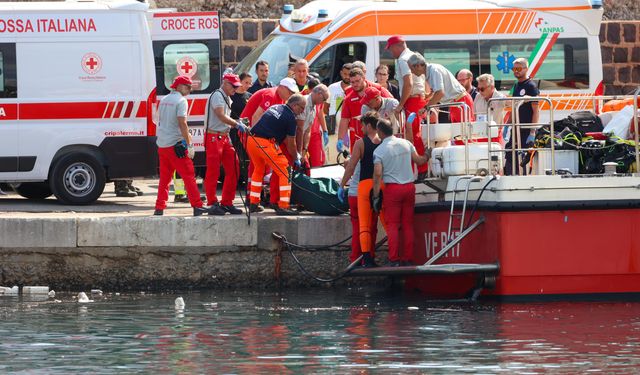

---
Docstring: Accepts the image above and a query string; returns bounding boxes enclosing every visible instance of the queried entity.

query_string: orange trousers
[246,136,291,208]
[357,179,385,253]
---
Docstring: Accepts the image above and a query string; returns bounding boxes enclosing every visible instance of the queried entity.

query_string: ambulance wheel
[13,182,53,200]
[50,153,106,205]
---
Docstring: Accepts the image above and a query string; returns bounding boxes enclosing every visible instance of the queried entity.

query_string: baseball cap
[385,35,405,50]
[223,73,242,88]
[279,77,299,93]
[170,75,193,89]
[360,86,381,105]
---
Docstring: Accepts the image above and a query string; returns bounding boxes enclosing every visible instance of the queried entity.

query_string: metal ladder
[425,175,485,266]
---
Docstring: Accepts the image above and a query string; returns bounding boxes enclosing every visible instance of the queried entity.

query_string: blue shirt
[512,78,539,124]
[248,79,273,94]
[251,104,297,144]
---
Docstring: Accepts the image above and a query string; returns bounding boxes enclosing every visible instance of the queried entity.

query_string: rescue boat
[350,92,640,300]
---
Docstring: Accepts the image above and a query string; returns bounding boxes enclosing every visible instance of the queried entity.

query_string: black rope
[464,175,497,232]
[273,232,388,283]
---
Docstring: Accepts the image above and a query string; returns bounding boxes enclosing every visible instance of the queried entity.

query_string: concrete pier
[0,181,388,290]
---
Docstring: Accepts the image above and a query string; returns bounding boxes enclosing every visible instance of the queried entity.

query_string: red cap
[170,75,193,89]
[360,86,381,105]
[385,35,405,50]
[223,73,242,87]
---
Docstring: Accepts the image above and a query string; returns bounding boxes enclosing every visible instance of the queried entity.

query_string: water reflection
[1,289,639,373]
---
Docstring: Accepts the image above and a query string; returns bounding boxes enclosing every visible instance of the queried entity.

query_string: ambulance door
[0,43,18,180]
[151,12,222,168]
[309,41,367,85]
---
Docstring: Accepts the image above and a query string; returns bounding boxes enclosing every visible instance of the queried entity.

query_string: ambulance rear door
[150,11,222,167]
[0,42,18,180]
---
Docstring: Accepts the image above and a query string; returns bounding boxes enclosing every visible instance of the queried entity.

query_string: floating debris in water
[0,286,19,295]
[78,292,94,303]
[48,290,56,298]
[202,302,218,308]
[91,289,103,296]
[408,306,419,311]
[175,297,185,310]
[23,286,49,294]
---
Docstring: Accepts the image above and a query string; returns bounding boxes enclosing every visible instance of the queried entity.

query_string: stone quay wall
[600,21,640,95]
[221,19,639,96]
[0,216,387,291]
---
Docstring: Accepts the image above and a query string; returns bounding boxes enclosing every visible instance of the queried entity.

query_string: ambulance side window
[153,40,221,96]
[479,38,589,91]
[310,42,366,85]
[379,40,479,85]
[0,43,17,98]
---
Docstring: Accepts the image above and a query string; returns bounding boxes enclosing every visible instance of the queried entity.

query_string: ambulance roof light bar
[591,0,603,8]
[318,9,329,18]
[283,4,294,15]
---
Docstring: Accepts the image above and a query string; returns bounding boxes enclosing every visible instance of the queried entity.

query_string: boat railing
[486,96,555,175]
[425,101,473,173]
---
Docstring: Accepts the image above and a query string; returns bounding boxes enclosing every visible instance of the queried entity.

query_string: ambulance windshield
[235,34,319,84]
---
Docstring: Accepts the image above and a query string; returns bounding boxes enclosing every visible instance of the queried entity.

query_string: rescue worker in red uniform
[203,73,249,215]
[372,119,430,266]
[153,76,208,216]
[386,35,429,175]
[336,68,393,153]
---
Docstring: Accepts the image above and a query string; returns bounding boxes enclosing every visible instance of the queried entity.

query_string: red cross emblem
[176,56,198,78]
[81,53,102,75]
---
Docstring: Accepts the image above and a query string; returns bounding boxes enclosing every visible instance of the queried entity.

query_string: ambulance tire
[50,153,106,205]
[13,182,53,200]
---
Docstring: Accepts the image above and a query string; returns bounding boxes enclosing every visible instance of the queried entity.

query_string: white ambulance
[0,0,221,204]
[235,0,604,116]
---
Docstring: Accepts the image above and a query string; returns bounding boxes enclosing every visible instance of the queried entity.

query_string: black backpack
[564,111,603,135]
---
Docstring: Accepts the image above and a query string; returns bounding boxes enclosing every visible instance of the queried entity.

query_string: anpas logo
[534,17,565,33]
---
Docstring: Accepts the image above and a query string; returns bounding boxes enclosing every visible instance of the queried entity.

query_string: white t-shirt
[328,81,347,117]
[474,89,506,124]
[157,90,188,148]
[296,94,317,131]
[395,48,414,93]
[206,89,233,133]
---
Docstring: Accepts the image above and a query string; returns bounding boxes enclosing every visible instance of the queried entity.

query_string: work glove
[336,139,345,153]
[174,140,188,158]
[322,131,330,147]
[337,186,346,204]
[294,152,302,169]
[187,144,195,159]
[370,189,383,213]
[236,121,249,133]
[526,134,535,147]
[406,112,417,125]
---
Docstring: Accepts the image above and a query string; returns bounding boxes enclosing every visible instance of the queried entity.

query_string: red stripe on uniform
[124,101,134,118]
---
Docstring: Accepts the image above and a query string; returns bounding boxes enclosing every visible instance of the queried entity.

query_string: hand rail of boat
[425,102,473,173]
[486,96,554,175]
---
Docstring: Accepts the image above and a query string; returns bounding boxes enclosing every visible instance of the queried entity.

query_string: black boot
[362,252,377,268]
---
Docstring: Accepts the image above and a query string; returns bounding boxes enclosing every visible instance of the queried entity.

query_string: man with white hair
[473,73,506,124]
[299,84,330,165]
[407,53,475,123]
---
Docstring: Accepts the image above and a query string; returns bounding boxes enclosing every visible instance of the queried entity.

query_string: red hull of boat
[406,209,640,298]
